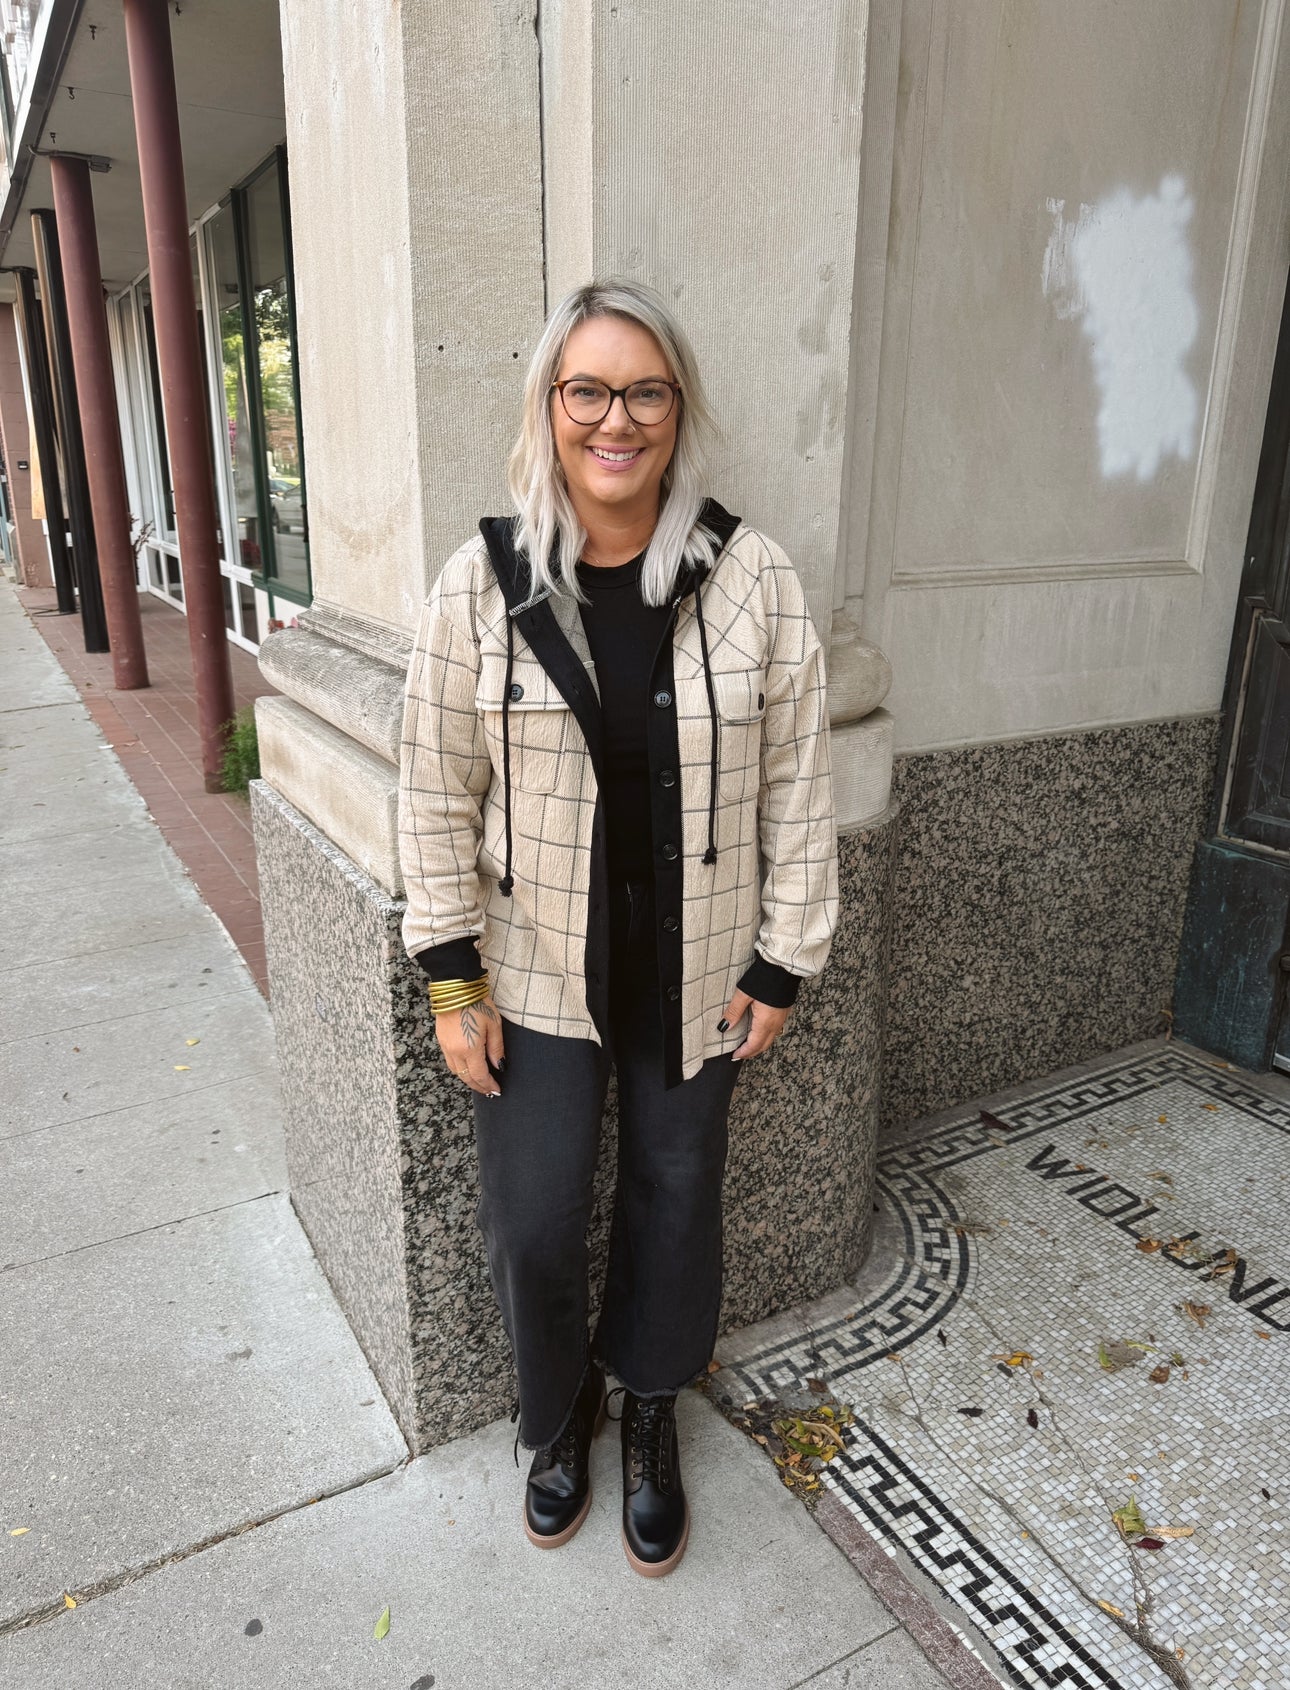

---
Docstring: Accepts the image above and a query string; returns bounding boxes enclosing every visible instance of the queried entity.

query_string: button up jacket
[398,498,839,1086]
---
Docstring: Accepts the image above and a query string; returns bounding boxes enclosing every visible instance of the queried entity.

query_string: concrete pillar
[49,156,149,691]
[0,304,55,589]
[122,0,234,787]
[254,0,899,1452]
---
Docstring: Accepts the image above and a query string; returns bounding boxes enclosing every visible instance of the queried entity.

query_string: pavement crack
[0,1455,414,1636]
[895,1294,1191,1690]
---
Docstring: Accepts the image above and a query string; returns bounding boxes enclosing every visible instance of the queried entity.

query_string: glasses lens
[561,381,611,423]
[625,381,676,424]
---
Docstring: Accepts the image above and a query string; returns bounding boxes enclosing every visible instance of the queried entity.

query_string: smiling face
[550,314,679,524]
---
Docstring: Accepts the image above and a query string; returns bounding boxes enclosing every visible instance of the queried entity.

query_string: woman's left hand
[719,990,790,1061]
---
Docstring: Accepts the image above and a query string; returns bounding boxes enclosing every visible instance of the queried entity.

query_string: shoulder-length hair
[507,278,721,607]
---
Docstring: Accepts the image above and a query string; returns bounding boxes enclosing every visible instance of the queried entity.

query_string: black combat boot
[620,1389,689,1576]
[522,1361,607,1547]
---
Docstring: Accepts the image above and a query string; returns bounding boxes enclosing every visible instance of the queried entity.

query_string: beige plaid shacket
[398,508,838,1082]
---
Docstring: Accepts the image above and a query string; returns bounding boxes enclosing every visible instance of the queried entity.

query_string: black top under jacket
[574,552,670,884]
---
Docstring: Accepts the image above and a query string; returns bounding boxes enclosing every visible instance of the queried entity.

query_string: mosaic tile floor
[713,1039,1290,1690]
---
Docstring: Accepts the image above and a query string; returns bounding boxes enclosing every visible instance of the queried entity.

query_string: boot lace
[626,1393,675,1488]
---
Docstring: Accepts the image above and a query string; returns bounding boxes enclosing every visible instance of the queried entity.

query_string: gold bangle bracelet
[427,974,491,1016]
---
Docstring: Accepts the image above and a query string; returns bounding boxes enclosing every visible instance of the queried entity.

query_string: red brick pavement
[18,586,278,997]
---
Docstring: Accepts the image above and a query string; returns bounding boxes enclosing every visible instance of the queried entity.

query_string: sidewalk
[0,574,956,1688]
[16,584,276,995]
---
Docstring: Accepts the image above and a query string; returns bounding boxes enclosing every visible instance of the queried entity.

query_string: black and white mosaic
[715,1043,1290,1690]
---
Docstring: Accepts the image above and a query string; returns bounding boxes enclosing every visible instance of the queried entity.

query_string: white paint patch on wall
[1043,174,1199,482]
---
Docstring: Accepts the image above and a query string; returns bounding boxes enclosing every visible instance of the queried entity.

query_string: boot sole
[521,1392,608,1550]
[621,1500,690,1578]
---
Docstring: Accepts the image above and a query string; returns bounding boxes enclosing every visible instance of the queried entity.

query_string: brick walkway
[17,586,277,996]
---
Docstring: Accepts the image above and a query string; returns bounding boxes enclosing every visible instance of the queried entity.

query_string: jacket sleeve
[397,567,493,974]
[742,542,838,990]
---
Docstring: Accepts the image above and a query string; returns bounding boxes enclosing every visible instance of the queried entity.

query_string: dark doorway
[1174,269,1290,1072]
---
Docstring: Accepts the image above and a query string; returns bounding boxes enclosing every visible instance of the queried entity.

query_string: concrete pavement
[0,575,953,1689]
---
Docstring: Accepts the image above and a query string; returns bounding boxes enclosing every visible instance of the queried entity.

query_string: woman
[398,278,837,1577]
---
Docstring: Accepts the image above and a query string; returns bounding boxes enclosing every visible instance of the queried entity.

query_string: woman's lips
[587,445,644,473]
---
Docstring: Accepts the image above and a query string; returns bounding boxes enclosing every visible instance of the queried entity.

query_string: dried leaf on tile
[1151,1526,1194,1540]
[991,1351,1034,1368]
[1097,1600,1124,1619]
[1114,1502,1146,1541]
[1149,1364,1171,1384]
[1178,1300,1211,1329]
[957,1406,984,1418]
[1026,1408,1039,1429]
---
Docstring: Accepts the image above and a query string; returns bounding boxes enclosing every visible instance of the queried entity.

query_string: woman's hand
[719,990,790,1061]
[436,995,506,1096]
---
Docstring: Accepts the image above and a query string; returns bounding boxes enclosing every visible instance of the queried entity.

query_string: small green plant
[219,705,260,796]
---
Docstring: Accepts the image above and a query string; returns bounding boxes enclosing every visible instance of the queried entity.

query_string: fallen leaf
[806,1377,826,1394]
[1026,1408,1038,1429]
[1128,1472,1141,1481]
[706,1359,721,1373]
[885,1351,902,1362]
[1202,1103,1218,1111]
[1255,1331,1271,1341]
[1112,1496,1147,1538]
[174,1065,190,1072]
[991,1351,1033,1368]
[1098,1600,1124,1619]
[1262,1488,1271,1501]
[1133,1536,1165,1551]
[64,1593,76,1609]
[1099,1339,1147,1371]
[9,1527,29,1537]
[1148,1170,1173,1185]
[937,1329,948,1347]
[1178,1300,1211,1329]
[957,1406,984,1418]
[185,1038,201,1047]
[1158,1114,1168,1123]
[1152,1526,1194,1539]
[1149,1364,1171,1384]
[1135,1238,1162,1253]
[373,1605,391,1640]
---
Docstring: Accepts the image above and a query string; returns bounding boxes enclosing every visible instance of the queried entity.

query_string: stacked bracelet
[427,973,491,1016]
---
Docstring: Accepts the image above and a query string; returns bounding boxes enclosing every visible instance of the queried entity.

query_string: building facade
[2,0,1288,1451]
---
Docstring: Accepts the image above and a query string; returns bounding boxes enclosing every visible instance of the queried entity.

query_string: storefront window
[208,203,262,578]
[138,282,176,539]
[240,151,309,599]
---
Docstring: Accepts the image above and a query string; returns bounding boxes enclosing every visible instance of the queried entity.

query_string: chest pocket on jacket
[713,668,766,802]
[476,650,570,794]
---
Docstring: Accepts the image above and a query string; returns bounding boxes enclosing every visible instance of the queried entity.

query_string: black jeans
[472,877,740,1449]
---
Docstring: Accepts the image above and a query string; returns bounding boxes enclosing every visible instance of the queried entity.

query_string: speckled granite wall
[252,780,897,1452]
[880,715,1222,1133]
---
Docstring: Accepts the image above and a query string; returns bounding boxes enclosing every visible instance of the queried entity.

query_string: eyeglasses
[550,378,680,427]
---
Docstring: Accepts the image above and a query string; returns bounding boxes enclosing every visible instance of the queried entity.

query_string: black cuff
[412,938,485,983]
[736,952,802,1009]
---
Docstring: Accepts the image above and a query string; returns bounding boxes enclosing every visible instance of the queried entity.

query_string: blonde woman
[398,278,837,1577]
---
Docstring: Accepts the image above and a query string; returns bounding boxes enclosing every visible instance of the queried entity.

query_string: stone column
[49,155,149,690]
[256,0,898,1453]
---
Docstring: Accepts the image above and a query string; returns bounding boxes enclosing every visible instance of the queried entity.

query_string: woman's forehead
[558,314,671,379]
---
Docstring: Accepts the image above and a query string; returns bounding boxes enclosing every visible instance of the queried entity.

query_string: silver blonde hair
[508,278,721,607]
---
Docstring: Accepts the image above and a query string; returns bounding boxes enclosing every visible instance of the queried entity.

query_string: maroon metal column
[48,157,150,690]
[122,0,233,788]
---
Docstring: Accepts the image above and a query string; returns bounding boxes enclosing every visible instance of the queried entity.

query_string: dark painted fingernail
[497,1058,508,1073]
[717,1019,729,1033]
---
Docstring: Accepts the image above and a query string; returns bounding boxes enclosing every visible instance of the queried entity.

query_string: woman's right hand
[435,995,506,1096]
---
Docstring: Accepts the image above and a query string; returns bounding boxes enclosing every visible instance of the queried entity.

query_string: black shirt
[576,552,671,882]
